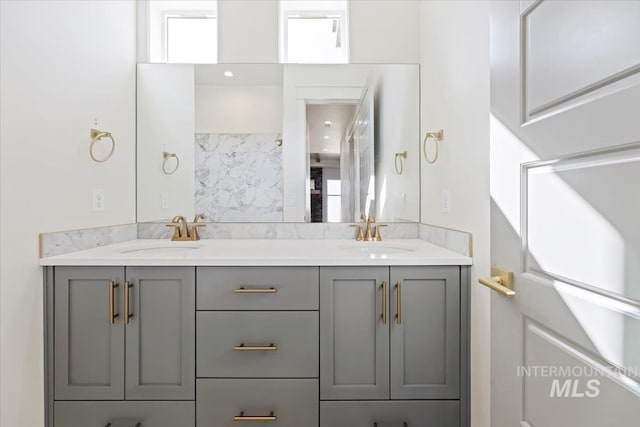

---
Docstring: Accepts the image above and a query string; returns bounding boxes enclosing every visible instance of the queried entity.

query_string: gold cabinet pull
[124,281,134,324]
[234,287,277,294]
[234,343,278,351]
[234,411,277,422]
[109,281,119,324]
[381,281,387,324]
[478,267,515,297]
[395,281,402,325]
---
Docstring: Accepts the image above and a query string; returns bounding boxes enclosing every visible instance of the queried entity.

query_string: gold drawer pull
[124,281,134,324]
[234,411,277,421]
[234,287,277,294]
[381,281,387,324]
[234,343,278,351]
[109,281,120,324]
[395,281,402,325]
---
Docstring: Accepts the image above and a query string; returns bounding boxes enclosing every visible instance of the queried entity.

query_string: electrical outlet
[161,192,169,209]
[92,188,105,211]
[441,189,451,213]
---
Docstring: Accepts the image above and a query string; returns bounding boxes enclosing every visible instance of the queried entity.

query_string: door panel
[490,1,640,425]
[54,266,124,400]
[390,266,460,399]
[54,401,194,427]
[125,267,195,400]
[320,267,389,399]
[320,400,460,427]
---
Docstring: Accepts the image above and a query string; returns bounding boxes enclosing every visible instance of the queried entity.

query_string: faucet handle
[193,213,206,223]
[166,224,181,239]
[350,224,365,241]
[373,224,387,241]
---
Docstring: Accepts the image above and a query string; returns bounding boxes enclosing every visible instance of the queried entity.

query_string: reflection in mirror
[136,64,420,223]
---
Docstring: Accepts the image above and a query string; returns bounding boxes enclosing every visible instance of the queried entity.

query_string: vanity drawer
[197,311,318,378]
[320,400,460,427]
[197,267,318,310]
[197,379,318,427]
[54,401,194,427]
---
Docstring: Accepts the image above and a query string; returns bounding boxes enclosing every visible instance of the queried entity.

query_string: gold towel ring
[89,128,115,162]
[423,129,444,164]
[394,151,407,175]
[162,151,180,174]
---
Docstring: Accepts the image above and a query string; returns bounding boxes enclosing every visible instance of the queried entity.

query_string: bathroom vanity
[41,239,470,427]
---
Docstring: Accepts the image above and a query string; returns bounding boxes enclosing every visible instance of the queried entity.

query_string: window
[279,1,349,64]
[326,179,342,222]
[148,1,218,63]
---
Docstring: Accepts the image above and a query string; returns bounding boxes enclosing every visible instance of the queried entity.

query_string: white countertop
[39,239,472,266]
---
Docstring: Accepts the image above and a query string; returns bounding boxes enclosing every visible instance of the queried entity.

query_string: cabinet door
[125,267,195,400]
[54,266,125,400]
[320,267,389,399]
[390,266,460,399]
[54,401,195,427]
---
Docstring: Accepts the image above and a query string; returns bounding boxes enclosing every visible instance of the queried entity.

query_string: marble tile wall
[195,133,283,222]
[419,223,472,257]
[137,222,419,240]
[39,224,137,258]
[39,223,472,258]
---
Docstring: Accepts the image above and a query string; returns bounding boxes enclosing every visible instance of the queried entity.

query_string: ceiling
[307,103,357,156]
[195,64,283,86]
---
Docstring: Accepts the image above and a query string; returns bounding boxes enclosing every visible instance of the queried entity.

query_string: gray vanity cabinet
[320,266,460,401]
[320,266,465,427]
[390,266,460,399]
[124,267,195,400]
[320,267,390,400]
[54,267,126,400]
[53,266,195,402]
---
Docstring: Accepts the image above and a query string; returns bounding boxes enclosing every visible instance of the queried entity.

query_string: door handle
[109,281,119,324]
[124,281,134,324]
[381,281,387,324]
[478,267,515,297]
[395,281,402,324]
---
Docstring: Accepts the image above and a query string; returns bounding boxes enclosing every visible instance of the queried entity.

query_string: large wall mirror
[137,63,420,223]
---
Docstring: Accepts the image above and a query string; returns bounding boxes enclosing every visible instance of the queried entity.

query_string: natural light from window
[166,16,217,63]
[326,179,342,222]
[280,0,349,63]
[148,0,217,63]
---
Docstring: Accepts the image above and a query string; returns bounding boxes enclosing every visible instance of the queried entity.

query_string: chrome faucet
[166,214,206,241]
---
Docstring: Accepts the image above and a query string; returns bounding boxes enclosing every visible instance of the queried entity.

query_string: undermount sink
[338,243,417,255]
[119,244,203,254]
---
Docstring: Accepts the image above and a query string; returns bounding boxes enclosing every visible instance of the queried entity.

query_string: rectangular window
[326,179,342,222]
[148,1,218,63]
[280,1,349,64]
[165,16,217,63]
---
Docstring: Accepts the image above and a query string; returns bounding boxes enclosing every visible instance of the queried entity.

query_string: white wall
[218,0,279,63]
[418,2,491,427]
[372,65,420,222]
[350,0,420,63]
[0,1,137,425]
[195,85,283,133]
[137,64,195,222]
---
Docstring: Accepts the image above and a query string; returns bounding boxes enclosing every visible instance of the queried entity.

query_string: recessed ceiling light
[323,135,329,139]
[223,70,234,77]
[324,121,332,128]
[322,148,329,152]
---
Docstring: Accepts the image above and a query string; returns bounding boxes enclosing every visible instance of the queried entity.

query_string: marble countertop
[39,239,472,266]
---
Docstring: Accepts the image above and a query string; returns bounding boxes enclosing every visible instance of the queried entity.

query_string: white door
[489,1,640,426]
